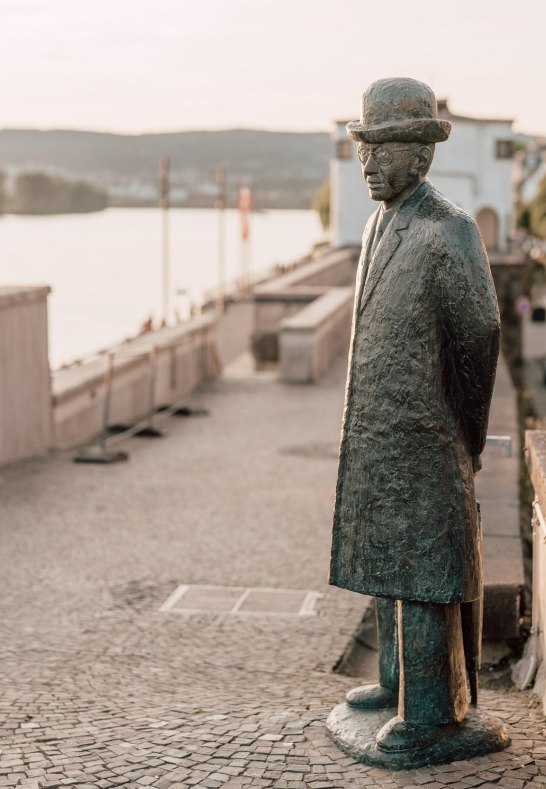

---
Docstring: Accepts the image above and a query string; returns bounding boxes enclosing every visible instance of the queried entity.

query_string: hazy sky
[1,0,545,135]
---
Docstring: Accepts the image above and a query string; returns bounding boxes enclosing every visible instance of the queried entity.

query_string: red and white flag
[238,186,252,240]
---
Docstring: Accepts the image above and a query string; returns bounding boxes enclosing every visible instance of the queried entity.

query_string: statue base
[326,703,510,770]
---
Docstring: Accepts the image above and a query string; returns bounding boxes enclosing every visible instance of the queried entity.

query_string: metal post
[238,186,252,292]
[160,155,170,325]
[216,166,226,312]
[169,344,176,392]
[135,347,164,438]
[172,334,209,418]
[100,351,114,451]
[484,435,513,457]
[241,235,250,292]
[163,209,169,323]
[73,352,128,463]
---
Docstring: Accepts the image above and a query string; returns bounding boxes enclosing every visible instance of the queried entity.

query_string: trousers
[376,597,469,725]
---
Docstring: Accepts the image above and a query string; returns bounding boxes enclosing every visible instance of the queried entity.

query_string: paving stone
[445,783,482,789]
[307,782,335,788]
[1,354,545,789]
[421,784,451,789]
[471,785,499,789]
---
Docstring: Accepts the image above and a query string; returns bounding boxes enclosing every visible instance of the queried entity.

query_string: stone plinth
[326,703,510,770]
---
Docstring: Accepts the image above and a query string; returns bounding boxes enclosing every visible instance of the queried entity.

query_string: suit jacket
[329,179,500,603]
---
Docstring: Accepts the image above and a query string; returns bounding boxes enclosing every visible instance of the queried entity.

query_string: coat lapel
[355,208,380,311]
[360,180,431,314]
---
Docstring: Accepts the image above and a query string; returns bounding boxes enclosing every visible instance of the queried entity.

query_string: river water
[0,207,322,368]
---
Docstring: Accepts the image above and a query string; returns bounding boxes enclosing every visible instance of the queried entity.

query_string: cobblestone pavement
[1,356,544,788]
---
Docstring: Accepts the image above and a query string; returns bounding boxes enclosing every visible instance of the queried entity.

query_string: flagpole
[238,186,252,292]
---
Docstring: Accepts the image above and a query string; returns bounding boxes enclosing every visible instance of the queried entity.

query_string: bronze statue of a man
[328,78,507,766]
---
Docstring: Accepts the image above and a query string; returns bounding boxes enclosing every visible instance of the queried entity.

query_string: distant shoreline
[0,127,329,215]
[1,203,313,217]
[108,197,314,211]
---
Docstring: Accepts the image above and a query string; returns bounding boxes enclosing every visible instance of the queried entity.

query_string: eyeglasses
[357,145,417,166]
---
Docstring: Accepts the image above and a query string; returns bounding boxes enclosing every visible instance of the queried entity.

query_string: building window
[495,140,514,159]
[336,140,353,160]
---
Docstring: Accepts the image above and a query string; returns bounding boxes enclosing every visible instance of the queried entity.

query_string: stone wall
[280,287,353,383]
[252,247,358,369]
[0,287,52,465]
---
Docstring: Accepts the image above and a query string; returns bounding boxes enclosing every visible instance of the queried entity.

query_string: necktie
[371,212,386,256]
[364,212,385,287]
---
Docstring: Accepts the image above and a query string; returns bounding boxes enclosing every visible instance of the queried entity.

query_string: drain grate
[159,585,321,617]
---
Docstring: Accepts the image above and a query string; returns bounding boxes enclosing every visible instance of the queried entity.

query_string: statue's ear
[417,146,433,174]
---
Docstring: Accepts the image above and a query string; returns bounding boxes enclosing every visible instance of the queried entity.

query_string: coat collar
[359,179,431,313]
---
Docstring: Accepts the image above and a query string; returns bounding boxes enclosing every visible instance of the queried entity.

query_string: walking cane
[461,501,483,706]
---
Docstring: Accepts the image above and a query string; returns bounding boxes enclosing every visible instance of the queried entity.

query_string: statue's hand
[472,455,482,475]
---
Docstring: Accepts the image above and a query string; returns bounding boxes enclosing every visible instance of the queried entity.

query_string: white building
[331,100,515,252]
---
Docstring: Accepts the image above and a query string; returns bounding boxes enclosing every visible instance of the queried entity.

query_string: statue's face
[358,142,424,202]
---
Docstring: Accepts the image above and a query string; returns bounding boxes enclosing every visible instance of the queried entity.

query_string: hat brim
[346,118,451,144]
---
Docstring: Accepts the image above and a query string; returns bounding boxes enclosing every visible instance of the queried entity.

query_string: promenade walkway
[0,351,543,789]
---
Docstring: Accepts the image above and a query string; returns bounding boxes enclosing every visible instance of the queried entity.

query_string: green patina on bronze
[327,78,509,767]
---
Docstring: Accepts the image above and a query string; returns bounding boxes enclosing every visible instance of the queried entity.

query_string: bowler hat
[346,77,451,144]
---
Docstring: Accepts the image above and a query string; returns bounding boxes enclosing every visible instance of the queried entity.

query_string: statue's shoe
[346,683,398,710]
[375,715,454,752]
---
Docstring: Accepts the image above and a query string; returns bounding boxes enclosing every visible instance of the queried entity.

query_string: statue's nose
[364,155,379,174]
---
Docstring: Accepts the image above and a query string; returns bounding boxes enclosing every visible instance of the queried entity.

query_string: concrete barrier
[0,287,52,465]
[53,315,220,449]
[252,246,358,368]
[280,287,353,383]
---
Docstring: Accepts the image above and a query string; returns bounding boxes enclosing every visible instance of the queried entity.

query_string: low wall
[0,287,52,465]
[255,247,358,293]
[53,315,220,449]
[252,285,329,365]
[252,246,358,368]
[518,430,546,710]
[280,287,353,383]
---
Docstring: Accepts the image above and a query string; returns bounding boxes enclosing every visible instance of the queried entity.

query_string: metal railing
[73,339,214,464]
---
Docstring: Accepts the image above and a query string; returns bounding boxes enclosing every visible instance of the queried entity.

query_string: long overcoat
[329,179,500,604]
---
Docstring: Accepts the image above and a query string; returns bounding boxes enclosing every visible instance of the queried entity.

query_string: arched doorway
[476,208,499,251]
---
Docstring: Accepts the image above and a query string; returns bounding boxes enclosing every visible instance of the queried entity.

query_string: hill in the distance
[0,128,332,209]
